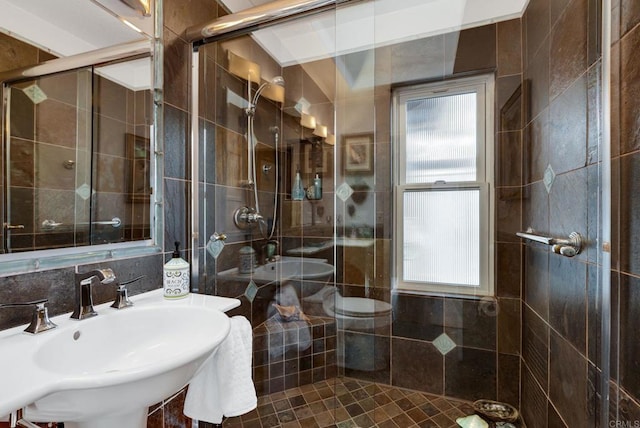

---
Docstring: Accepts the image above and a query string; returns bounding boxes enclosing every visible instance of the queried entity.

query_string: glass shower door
[193,0,608,426]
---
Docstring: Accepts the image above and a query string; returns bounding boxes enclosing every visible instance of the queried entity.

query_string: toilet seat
[333,297,392,318]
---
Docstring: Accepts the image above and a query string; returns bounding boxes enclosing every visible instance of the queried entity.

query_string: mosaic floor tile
[219,377,514,428]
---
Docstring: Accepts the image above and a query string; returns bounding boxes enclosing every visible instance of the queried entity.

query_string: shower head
[270,76,285,87]
[252,76,286,105]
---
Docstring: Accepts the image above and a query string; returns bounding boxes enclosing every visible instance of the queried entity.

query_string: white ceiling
[221,0,529,66]
[0,0,153,90]
[0,0,528,90]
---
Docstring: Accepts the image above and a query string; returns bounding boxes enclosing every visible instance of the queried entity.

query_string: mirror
[0,0,162,271]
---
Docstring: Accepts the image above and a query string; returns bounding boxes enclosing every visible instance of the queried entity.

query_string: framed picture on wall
[343,133,373,173]
[126,133,151,203]
[303,142,330,174]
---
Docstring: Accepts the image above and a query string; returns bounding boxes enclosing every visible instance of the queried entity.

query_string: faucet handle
[25,300,57,334]
[6,299,58,334]
[119,275,146,287]
[0,299,56,334]
[111,275,144,309]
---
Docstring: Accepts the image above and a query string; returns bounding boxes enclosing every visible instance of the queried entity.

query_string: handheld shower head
[252,76,286,104]
[270,76,285,87]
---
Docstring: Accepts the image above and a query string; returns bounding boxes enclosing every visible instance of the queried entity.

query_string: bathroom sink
[254,258,334,281]
[34,305,222,376]
[218,256,335,283]
[0,289,239,428]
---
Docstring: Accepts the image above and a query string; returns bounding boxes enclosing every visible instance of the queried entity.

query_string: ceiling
[0,0,153,90]
[0,0,529,90]
[220,0,529,66]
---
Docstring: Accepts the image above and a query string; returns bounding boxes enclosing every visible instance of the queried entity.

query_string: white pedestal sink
[0,289,239,428]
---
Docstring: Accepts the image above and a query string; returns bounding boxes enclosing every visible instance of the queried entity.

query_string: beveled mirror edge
[0,0,164,277]
[152,0,164,259]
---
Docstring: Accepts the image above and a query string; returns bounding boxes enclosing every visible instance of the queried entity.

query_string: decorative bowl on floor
[473,400,519,423]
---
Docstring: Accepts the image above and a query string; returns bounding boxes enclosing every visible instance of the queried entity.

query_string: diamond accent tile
[432,333,456,355]
[245,280,258,302]
[76,183,92,200]
[543,164,556,194]
[336,182,354,202]
[22,84,48,104]
[206,237,225,259]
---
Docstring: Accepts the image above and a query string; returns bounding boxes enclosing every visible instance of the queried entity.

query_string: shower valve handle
[233,206,263,230]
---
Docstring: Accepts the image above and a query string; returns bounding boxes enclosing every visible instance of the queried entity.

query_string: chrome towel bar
[516,229,583,257]
[41,217,122,230]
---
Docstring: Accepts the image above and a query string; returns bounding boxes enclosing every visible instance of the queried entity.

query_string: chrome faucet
[71,268,116,320]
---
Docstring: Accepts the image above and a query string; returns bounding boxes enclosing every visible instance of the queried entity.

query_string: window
[393,75,494,297]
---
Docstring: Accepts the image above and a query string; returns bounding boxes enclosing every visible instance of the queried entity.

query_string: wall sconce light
[313,124,328,138]
[301,113,317,129]
[227,51,261,83]
[261,83,285,103]
[325,134,336,145]
[119,0,151,17]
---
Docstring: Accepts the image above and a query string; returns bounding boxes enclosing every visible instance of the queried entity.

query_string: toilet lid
[333,297,392,318]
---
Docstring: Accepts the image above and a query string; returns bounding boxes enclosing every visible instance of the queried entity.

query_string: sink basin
[0,289,239,428]
[254,258,335,281]
[218,257,335,284]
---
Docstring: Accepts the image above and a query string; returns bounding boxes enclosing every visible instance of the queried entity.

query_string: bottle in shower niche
[292,166,305,200]
[163,241,190,299]
[313,173,322,199]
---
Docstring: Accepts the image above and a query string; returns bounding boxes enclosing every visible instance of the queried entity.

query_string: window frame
[392,74,495,297]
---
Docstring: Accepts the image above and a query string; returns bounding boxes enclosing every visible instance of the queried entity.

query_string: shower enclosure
[185,0,617,426]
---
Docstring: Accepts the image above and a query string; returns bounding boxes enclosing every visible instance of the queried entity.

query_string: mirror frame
[0,4,163,275]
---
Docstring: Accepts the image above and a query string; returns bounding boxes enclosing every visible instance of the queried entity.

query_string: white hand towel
[184,315,257,424]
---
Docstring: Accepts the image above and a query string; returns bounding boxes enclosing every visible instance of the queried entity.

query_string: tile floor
[221,377,479,428]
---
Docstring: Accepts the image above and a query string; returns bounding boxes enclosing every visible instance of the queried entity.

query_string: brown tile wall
[0,33,53,251]
[519,0,611,427]
[610,0,640,423]
[252,316,337,396]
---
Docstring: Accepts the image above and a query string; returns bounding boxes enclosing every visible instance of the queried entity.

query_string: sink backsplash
[0,254,163,332]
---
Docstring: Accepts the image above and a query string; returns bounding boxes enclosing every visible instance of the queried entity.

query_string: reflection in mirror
[4,57,153,253]
[0,0,160,270]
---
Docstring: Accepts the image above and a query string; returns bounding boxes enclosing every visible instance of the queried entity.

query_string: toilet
[328,294,392,332]
[303,286,393,371]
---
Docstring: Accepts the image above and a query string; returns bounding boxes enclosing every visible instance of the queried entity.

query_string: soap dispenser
[292,166,305,200]
[163,241,190,299]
